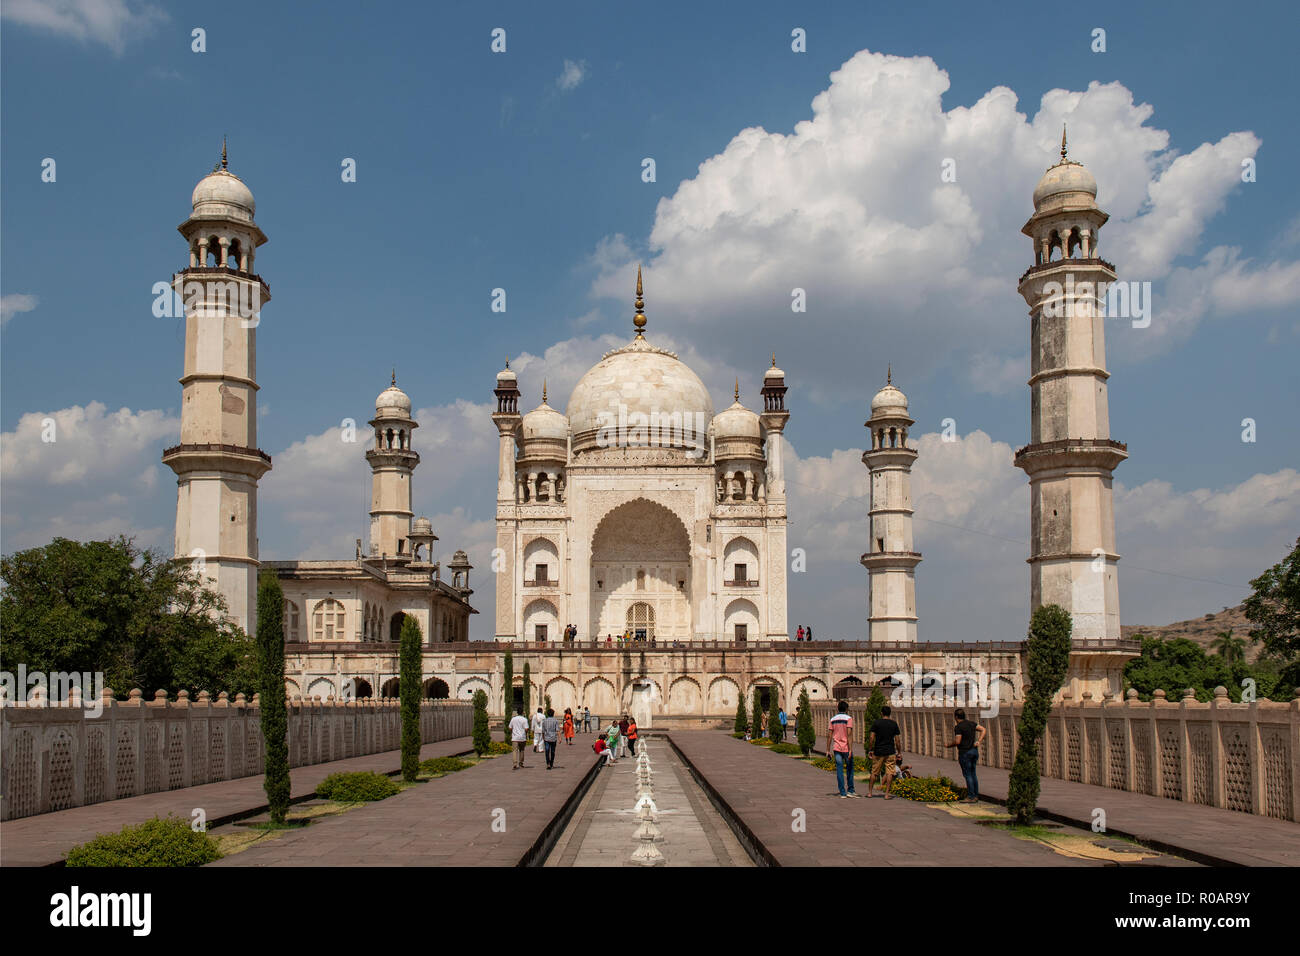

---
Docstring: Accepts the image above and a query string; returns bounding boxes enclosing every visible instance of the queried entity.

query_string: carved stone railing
[0,689,472,821]
[812,688,1300,822]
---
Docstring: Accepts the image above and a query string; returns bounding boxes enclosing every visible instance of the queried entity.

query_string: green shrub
[890,776,959,802]
[1008,603,1073,824]
[399,615,423,782]
[750,736,775,746]
[66,815,220,867]
[256,571,290,825]
[770,742,801,755]
[731,731,747,739]
[795,687,815,756]
[810,756,835,771]
[472,688,491,755]
[315,771,401,802]
[734,696,748,735]
[420,756,472,774]
[485,741,513,755]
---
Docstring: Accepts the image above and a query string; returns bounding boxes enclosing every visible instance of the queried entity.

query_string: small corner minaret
[366,372,419,560]
[163,145,271,636]
[861,369,920,643]
[1015,128,1126,643]
[760,353,790,502]
[759,353,791,641]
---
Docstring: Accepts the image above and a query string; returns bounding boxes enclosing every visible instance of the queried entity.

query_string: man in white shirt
[509,708,530,769]
[531,707,545,754]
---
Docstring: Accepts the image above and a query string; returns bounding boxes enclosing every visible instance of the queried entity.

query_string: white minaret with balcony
[366,374,419,560]
[1014,128,1126,643]
[861,370,920,643]
[163,145,271,636]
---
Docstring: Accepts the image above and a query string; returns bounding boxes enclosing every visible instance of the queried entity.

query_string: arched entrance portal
[626,602,655,641]
[590,498,691,641]
[423,678,449,699]
[389,611,406,642]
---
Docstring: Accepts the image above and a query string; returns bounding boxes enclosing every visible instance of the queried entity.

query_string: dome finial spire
[221,135,228,170]
[542,379,547,403]
[633,265,647,336]
[391,367,396,387]
[771,352,777,368]
[887,363,892,385]
[1060,123,1068,162]
[734,377,740,402]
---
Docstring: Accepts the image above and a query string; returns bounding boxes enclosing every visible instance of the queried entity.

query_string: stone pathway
[546,738,752,867]
[1,737,472,867]
[901,752,1300,867]
[209,738,597,866]
[668,732,1088,867]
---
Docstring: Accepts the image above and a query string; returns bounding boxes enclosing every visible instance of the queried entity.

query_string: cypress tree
[734,695,748,735]
[523,661,532,738]
[796,686,815,755]
[399,615,423,781]
[1007,604,1074,824]
[472,689,491,755]
[502,650,514,741]
[767,686,784,743]
[864,685,886,726]
[752,686,764,737]
[255,571,289,825]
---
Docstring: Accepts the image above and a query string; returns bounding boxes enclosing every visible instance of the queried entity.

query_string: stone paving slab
[0,737,473,867]
[901,752,1300,867]
[667,732,1084,867]
[210,738,598,867]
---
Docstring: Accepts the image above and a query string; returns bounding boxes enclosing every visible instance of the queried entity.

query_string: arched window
[228,238,243,270]
[313,599,346,641]
[636,569,646,591]
[284,599,300,641]
[627,602,655,640]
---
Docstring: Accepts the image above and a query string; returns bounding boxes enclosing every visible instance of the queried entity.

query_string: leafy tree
[767,685,784,743]
[502,650,514,741]
[472,689,491,755]
[523,661,532,736]
[1210,629,1246,665]
[0,536,255,698]
[1244,537,1300,677]
[734,695,748,735]
[256,571,289,825]
[752,686,764,737]
[1125,635,1289,703]
[1007,604,1073,825]
[795,686,815,755]
[399,615,423,782]
[864,686,887,728]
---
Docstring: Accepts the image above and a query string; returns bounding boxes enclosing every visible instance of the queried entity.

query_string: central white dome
[566,336,714,451]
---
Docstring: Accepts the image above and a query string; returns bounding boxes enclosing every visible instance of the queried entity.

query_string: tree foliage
[767,685,784,743]
[795,686,815,756]
[399,615,423,782]
[1124,635,1291,702]
[522,661,532,732]
[734,694,748,734]
[864,685,887,727]
[1007,604,1073,825]
[502,650,514,741]
[752,686,764,736]
[0,536,256,697]
[1243,536,1300,673]
[256,571,289,825]
[472,689,491,755]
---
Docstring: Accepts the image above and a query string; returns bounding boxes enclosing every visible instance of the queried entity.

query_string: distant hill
[1121,603,1262,662]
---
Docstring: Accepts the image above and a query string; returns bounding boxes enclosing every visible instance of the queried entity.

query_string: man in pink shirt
[826,699,857,798]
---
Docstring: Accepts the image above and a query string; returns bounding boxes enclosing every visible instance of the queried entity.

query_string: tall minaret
[366,374,419,560]
[760,354,790,640]
[492,360,521,639]
[1015,128,1126,642]
[163,145,271,636]
[861,370,920,643]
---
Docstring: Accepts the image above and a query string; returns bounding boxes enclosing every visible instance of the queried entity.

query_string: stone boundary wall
[812,688,1300,823]
[0,689,472,821]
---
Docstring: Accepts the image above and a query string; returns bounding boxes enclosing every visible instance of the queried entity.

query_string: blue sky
[3,0,1297,640]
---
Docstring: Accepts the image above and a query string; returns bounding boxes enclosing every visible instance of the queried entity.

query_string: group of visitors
[742,702,791,740]
[592,712,639,767]
[824,700,985,802]
[562,623,579,641]
[794,624,814,641]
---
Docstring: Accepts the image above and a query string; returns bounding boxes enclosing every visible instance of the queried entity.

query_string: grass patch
[419,756,473,776]
[314,771,401,802]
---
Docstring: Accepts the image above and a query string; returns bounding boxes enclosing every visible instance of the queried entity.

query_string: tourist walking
[618,714,630,757]
[509,707,529,769]
[778,705,788,740]
[582,706,591,733]
[542,708,561,769]
[797,625,805,641]
[563,708,575,745]
[604,721,621,763]
[945,708,986,803]
[827,699,856,798]
[805,624,812,641]
[626,715,639,756]
[532,707,545,754]
[867,705,903,798]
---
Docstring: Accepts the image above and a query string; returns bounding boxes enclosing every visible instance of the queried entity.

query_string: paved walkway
[210,738,598,866]
[546,738,751,867]
[902,752,1300,867]
[1,737,473,867]
[668,732,1082,866]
